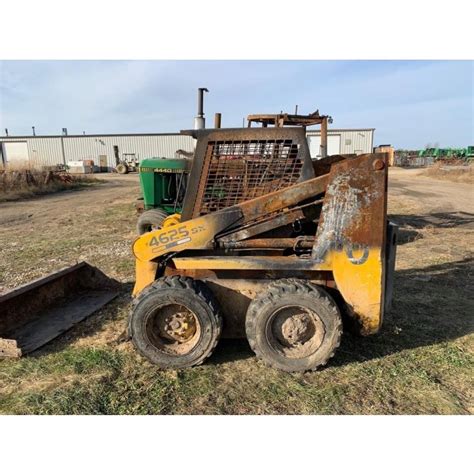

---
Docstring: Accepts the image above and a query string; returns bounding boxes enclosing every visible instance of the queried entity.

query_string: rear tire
[245,279,342,372]
[137,208,168,234]
[129,276,222,369]
[116,163,128,174]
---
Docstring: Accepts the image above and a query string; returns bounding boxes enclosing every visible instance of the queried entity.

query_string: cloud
[0,60,472,148]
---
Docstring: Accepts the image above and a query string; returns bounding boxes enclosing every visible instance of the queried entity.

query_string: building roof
[0,132,185,139]
[306,128,375,134]
[1,128,376,140]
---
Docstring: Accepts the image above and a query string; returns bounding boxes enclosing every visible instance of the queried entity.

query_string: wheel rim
[145,303,201,356]
[266,305,325,359]
[144,223,162,233]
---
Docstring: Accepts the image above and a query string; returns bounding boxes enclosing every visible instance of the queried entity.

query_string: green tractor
[136,157,191,234]
[465,146,474,162]
[420,147,472,161]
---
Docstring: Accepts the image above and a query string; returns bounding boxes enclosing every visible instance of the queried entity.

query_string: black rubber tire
[116,163,129,174]
[129,276,222,369]
[245,279,342,373]
[137,208,168,235]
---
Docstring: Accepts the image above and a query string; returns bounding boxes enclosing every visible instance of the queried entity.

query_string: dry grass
[0,167,101,202]
[0,174,472,415]
[421,162,473,184]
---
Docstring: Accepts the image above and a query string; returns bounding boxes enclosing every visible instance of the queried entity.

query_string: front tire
[116,163,129,174]
[129,276,222,369]
[137,208,168,235]
[245,279,342,372]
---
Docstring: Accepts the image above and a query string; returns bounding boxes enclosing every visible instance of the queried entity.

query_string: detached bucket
[0,262,120,358]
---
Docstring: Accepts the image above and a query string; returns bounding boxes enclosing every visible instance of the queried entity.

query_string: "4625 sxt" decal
[149,224,206,253]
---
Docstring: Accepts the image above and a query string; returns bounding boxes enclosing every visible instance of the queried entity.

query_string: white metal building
[0,133,196,170]
[306,128,375,159]
[0,128,375,169]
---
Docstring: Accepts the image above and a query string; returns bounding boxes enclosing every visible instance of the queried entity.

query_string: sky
[0,60,472,149]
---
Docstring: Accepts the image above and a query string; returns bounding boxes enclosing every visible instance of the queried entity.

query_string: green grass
[0,188,472,414]
[1,273,472,415]
[1,335,471,414]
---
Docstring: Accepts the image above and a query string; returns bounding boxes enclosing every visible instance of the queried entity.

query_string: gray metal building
[0,128,375,169]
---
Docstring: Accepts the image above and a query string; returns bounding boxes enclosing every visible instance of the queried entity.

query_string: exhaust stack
[194,87,209,130]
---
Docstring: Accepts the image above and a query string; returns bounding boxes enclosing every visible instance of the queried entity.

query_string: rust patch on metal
[247,111,330,128]
[181,127,315,220]
[220,238,314,249]
[0,262,119,357]
[373,158,385,171]
[312,153,388,262]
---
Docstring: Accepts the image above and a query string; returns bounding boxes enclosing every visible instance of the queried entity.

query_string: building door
[307,135,341,159]
[99,155,108,172]
[2,141,29,167]
[113,146,120,166]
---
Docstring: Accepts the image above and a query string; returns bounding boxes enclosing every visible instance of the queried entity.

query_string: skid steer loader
[128,112,397,372]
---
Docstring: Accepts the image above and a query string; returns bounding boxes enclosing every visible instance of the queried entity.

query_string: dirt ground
[389,167,473,211]
[0,169,472,414]
[0,174,139,291]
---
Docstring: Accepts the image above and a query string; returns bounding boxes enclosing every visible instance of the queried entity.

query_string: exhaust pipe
[214,112,222,129]
[194,87,209,130]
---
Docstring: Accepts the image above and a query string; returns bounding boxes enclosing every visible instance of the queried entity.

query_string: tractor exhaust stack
[194,87,209,130]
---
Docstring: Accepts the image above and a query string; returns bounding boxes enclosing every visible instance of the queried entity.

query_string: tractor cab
[136,157,190,234]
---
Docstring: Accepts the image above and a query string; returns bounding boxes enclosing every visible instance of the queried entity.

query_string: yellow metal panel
[133,260,158,296]
[162,213,181,227]
[330,247,384,334]
[133,216,216,262]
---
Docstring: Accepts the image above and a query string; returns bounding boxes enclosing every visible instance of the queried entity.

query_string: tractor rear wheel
[129,276,222,369]
[116,163,129,174]
[245,279,342,372]
[137,208,168,235]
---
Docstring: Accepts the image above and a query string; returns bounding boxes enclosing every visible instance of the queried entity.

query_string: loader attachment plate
[0,262,119,358]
